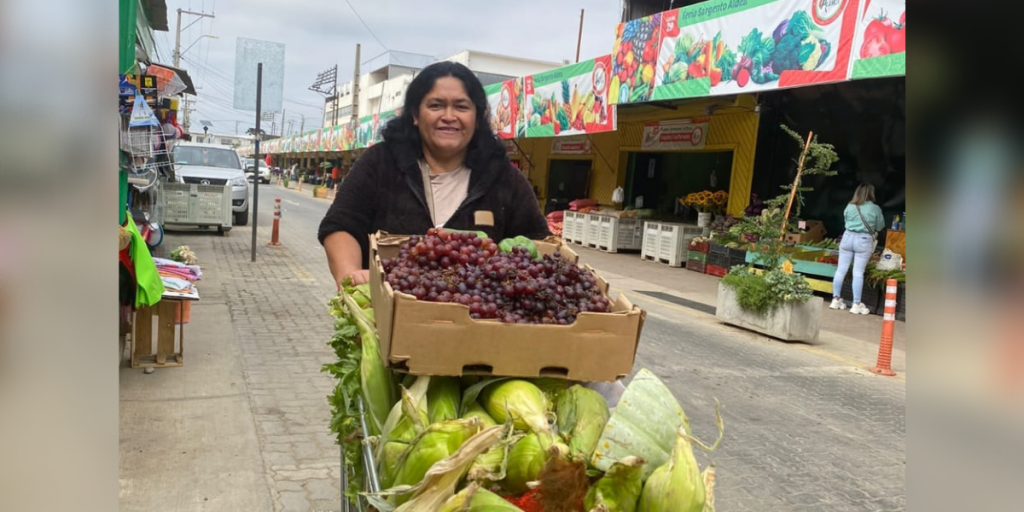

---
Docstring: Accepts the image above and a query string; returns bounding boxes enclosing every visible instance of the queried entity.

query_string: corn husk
[584,456,645,512]
[428,377,463,423]
[636,428,704,512]
[377,379,431,461]
[468,418,523,483]
[502,433,560,495]
[591,369,689,480]
[463,402,498,428]
[390,418,482,506]
[701,464,716,512]
[482,380,551,435]
[379,440,410,490]
[374,426,503,512]
[342,290,394,436]
[532,377,573,406]
[439,483,525,512]
[556,385,610,460]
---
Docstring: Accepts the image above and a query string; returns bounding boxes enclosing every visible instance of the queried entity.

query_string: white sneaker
[829,297,847,310]
[850,303,871,315]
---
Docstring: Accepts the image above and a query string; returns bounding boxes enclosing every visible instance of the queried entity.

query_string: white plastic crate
[157,182,233,228]
[595,215,643,253]
[640,221,702,267]
[584,213,603,248]
[562,211,582,244]
[641,221,662,262]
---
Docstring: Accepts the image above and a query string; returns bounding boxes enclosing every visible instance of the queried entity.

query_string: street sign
[233,38,285,112]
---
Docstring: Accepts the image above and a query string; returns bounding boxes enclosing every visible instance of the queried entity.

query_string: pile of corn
[325,283,723,512]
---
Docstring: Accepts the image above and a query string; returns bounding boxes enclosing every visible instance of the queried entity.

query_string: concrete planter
[716,282,823,342]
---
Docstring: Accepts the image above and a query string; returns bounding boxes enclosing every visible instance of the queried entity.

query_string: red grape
[383,228,611,324]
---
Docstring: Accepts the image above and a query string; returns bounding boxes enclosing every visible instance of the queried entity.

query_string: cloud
[164,0,623,134]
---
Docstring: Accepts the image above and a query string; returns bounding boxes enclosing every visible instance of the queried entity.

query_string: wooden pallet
[132,299,187,368]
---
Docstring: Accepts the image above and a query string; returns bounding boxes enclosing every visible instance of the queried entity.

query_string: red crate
[686,260,706,273]
[689,240,710,253]
[706,264,728,278]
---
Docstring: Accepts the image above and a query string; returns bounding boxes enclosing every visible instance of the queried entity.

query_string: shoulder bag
[855,204,879,254]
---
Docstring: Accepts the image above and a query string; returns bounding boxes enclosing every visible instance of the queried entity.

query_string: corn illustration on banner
[522,55,617,138]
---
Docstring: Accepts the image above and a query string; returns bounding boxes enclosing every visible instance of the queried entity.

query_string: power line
[343,0,407,67]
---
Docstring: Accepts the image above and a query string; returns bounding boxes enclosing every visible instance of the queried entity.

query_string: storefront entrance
[546,159,591,214]
[625,151,733,218]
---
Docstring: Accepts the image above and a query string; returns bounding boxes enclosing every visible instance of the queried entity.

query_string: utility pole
[351,43,361,124]
[309,64,338,128]
[173,8,216,68]
[280,109,286,136]
[181,97,196,133]
[299,113,305,135]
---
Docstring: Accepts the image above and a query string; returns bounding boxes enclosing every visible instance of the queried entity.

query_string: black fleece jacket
[317,140,550,269]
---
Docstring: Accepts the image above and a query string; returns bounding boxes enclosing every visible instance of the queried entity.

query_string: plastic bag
[612,186,625,204]
[876,249,903,271]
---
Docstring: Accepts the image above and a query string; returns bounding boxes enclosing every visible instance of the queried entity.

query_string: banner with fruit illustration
[354,108,399,149]
[848,0,904,79]
[332,121,358,152]
[485,78,526,139]
[612,0,861,104]
[523,55,615,138]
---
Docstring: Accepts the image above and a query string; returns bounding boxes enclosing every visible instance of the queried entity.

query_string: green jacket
[125,214,165,307]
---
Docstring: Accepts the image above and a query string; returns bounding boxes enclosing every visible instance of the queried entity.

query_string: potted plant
[715,125,838,342]
[313,184,329,199]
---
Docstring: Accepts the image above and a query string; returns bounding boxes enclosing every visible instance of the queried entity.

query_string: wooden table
[885,229,906,261]
[131,289,199,369]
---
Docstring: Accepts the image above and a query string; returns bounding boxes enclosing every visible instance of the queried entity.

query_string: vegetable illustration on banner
[485,79,523,139]
[848,0,905,78]
[524,55,615,137]
[609,0,859,103]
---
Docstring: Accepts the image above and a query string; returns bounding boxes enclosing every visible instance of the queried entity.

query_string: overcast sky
[156,0,624,136]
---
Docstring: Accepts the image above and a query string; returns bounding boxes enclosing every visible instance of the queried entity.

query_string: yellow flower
[782,260,794,274]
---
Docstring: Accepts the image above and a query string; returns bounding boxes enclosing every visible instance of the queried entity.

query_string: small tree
[729,124,839,270]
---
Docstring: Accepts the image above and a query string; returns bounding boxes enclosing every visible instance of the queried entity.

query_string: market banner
[611,0,860,104]
[355,109,399,149]
[640,118,709,151]
[848,0,905,79]
[524,55,615,138]
[485,78,525,139]
[313,128,325,153]
[550,135,592,154]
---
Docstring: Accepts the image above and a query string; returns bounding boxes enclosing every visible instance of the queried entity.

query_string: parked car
[243,158,272,184]
[172,143,250,226]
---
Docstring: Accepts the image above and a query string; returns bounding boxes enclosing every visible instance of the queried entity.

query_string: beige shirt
[418,160,471,228]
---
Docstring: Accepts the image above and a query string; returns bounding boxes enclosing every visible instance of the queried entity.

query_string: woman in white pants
[831,183,885,315]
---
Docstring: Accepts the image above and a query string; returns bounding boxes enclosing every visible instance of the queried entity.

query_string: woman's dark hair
[382,61,505,170]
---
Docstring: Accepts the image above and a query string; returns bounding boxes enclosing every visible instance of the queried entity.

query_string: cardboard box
[369,232,646,382]
[784,220,826,245]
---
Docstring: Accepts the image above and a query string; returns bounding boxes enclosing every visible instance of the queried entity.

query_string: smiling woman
[317,61,550,288]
